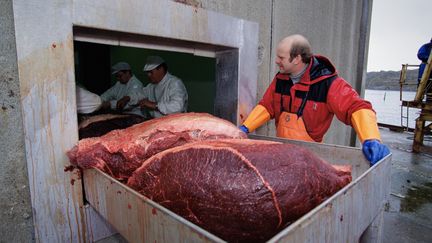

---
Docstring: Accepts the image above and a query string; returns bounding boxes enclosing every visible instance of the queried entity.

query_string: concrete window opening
[74,40,217,115]
[73,27,241,124]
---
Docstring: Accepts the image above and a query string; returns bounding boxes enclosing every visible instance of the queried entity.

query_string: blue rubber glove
[239,125,250,134]
[362,139,390,166]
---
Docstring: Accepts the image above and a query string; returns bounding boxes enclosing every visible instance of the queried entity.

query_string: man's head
[112,62,132,84]
[275,34,312,74]
[143,56,167,84]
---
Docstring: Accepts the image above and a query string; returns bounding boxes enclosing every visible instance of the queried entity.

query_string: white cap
[111,62,131,74]
[143,56,165,71]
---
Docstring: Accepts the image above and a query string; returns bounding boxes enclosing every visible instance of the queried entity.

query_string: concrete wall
[10,0,96,242]
[0,0,34,242]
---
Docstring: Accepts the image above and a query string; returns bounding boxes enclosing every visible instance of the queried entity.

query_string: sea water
[364,89,420,129]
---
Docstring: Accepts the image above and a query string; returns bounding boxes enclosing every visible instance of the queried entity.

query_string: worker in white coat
[100,62,144,117]
[139,56,188,118]
[76,85,102,114]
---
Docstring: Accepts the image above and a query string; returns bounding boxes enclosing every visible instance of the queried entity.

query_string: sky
[367,0,431,72]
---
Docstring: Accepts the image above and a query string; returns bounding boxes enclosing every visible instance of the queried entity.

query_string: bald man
[240,34,390,166]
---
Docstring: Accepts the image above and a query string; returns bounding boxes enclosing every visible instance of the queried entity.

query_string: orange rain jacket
[258,55,374,142]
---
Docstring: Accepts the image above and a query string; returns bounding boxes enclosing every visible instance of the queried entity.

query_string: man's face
[115,71,130,84]
[275,43,297,74]
[146,67,164,84]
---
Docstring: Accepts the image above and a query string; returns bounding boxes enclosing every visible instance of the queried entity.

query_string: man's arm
[240,105,271,133]
[116,96,131,110]
[139,98,157,111]
[240,78,277,133]
[327,78,390,166]
[156,79,188,115]
[100,84,118,110]
[351,109,390,165]
[122,78,144,109]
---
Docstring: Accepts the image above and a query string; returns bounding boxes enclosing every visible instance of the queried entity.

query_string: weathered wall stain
[16,28,87,241]
[18,35,75,99]
[174,0,202,8]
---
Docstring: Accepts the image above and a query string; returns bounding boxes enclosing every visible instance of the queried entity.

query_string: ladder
[399,51,432,152]
[398,64,418,130]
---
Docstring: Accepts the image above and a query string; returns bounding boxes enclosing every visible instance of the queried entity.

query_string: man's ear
[293,55,302,65]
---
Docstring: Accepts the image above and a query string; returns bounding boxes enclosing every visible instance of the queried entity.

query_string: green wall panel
[75,41,216,114]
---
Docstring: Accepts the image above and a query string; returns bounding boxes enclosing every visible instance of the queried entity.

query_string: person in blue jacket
[417,38,432,100]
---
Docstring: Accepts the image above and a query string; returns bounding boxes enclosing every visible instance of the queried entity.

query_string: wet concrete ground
[380,127,432,243]
[97,127,432,243]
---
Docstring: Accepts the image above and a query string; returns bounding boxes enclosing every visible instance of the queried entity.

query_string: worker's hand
[116,96,131,110]
[139,99,157,110]
[362,139,390,166]
[239,125,250,134]
[101,101,111,110]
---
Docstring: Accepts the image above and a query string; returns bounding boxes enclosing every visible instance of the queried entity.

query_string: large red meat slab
[67,113,246,180]
[127,139,352,242]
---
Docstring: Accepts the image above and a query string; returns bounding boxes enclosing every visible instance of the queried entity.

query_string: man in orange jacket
[240,34,390,166]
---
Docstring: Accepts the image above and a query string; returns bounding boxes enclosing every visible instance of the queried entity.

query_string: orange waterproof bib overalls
[276,91,315,142]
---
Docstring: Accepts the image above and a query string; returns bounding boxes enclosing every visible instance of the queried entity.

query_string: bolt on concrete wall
[0,0,34,242]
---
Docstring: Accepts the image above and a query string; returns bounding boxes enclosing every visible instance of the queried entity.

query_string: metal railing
[398,64,419,130]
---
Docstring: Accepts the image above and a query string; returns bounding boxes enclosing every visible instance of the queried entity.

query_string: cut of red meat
[78,114,146,139]
[127,139,352,242]
[67,113,246,180]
